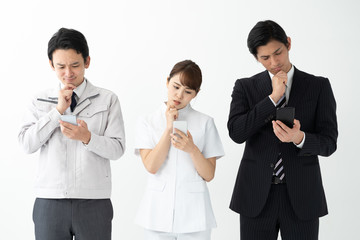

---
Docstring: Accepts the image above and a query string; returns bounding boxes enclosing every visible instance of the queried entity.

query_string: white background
[1,0,359,239]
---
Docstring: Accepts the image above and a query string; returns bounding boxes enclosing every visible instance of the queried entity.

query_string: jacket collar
[72,80,100,115]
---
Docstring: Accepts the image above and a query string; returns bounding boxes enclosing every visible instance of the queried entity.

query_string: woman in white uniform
[135,60,225,240]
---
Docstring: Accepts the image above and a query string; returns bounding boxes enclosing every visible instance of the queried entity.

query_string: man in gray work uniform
[19,28,126,240]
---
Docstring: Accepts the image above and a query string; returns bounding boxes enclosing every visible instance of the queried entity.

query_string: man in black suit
[228,20,338,240]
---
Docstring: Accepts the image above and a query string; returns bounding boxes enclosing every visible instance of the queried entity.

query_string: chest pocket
[35,100,57,116]
[78,104,108,135]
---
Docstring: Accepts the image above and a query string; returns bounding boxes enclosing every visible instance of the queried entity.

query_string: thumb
[77,119,86,127]
[187,130,192,139]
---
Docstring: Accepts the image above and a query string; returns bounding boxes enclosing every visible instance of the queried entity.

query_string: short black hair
[247,20,288,57]
[48,28,89,64]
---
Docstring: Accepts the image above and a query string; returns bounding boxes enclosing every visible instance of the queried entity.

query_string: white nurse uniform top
[134,103,225,233]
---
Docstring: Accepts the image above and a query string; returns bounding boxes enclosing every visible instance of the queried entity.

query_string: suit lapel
[287,67,310,108]
[73,81,100,115]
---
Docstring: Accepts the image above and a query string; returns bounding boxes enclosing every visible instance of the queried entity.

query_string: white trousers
[144,229,211,240]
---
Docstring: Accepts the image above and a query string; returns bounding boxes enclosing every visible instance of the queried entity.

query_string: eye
[275,52,282,56]
[72,65,79,68]
[185,91,193,94]
[173,85,179,89]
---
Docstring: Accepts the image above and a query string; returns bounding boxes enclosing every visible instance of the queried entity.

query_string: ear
[85,56,91,69]
[49,60,55,70]
[286,37,292,51]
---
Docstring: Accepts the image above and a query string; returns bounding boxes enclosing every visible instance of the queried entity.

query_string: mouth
[64,77,76,82]
[173,100,181,105]
[272,66,282,72]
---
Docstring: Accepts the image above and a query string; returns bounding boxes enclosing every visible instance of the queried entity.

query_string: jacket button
[270,163,274,168]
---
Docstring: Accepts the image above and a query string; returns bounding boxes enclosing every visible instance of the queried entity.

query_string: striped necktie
[274,94,286,180]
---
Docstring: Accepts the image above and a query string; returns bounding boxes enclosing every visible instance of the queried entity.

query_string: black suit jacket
[227,67,338,220]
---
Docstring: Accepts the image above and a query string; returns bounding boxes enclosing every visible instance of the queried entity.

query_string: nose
[176,89,184,100]
[65,67,73,76]
[270,55,280,67]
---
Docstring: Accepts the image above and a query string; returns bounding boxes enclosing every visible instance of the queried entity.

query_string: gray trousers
[33,198,113,240]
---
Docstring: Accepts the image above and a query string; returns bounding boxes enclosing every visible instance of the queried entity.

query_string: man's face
[256,38,292,75]
[50,49,90,87]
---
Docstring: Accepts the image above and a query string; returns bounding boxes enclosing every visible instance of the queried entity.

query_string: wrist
[189,145,200,157]
[56,105,65,115]
[165,124,173,134]
[82,132,91,145]
[164,128,172,141]
[269,93,281,103]
[293,131,304,145]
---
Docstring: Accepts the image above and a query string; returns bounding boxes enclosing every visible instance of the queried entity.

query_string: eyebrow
[56,62,80,66]
[260,47,282,58]
[173,81,193,90]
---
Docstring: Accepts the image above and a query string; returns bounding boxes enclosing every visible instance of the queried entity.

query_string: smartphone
[173,121,188,137]
[276,107,295,128]
[60,115,78,125]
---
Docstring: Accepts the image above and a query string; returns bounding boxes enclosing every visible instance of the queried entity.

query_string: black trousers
[33,198,113,240]
[240,184,319,240]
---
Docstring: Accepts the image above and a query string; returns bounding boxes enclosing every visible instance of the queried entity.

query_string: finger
[63,84,76,90]
[59,120,75,130]
[272,121,285,136]
[187,131,192,139]
[170,133,179,142]
[64,89,74,97]
[293,119,300,128]
[174,128,186,138]
[273,125,285,142]
[77,119,86,127]
[167,100,175,109]
[166,103,171,112]
[275,120,289,132]
[169,108,178,120]
[61,128,73,138]
[174,111,178,120]
[171,137,180,147]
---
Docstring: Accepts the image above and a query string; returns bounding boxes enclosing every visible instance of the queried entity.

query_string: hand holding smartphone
[60,115,78,125]
[173,121,188,138]
[276,107,295,128]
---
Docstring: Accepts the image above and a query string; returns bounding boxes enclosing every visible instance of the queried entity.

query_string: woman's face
[166,74,197,109]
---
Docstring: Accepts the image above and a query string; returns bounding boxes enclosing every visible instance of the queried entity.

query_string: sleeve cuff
[294,132,306,148]
[268,96,277,106]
